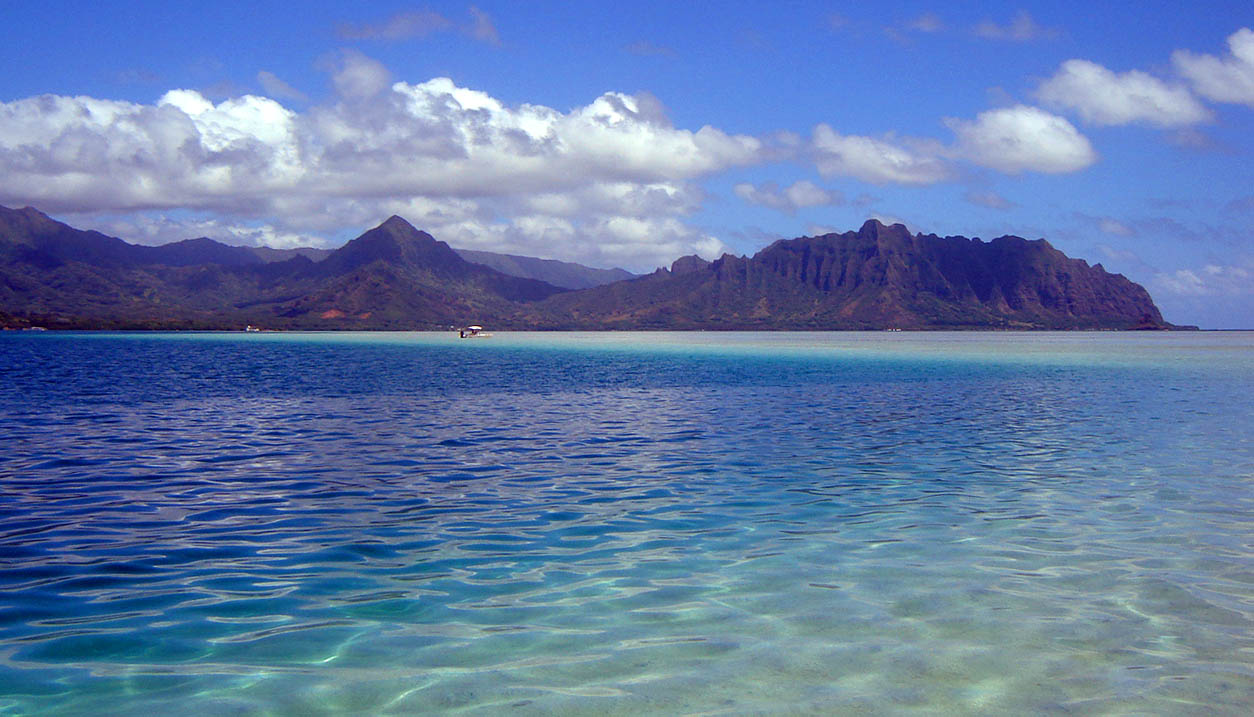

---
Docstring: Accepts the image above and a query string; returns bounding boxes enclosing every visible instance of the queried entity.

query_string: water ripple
[0,332,1251,714]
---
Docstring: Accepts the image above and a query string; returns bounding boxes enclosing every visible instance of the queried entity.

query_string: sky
[0,1,1251,328]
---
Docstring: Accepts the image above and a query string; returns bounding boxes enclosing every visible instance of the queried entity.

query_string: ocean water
[0,331,1250,715]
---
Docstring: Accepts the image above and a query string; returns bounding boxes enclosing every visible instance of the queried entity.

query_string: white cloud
[1095,243,1141,264]
[598,216,728,263]
[1037,59,1210,127]
[1173,27,1254,107]
[805,105,1097,184]
[868,213,912,232]
[974,11,1058,42]
[810,124,950,185]
[329,50,391,99]
[733,180,843,212]
[783,180,840,208]
[945,105,1096,174]
[0,75,762,206]
[0,92,302,212]
[80,212,333,250]
[1152,264,1252,296]
[1155,269,1207,295]
[1097,217,1134,236]
[157,90,299,153]
[0,64,769,268]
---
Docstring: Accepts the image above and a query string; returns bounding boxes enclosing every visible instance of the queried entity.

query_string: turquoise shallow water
[0,331,1251,714]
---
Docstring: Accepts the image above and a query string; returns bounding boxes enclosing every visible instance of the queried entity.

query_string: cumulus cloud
[86,212,333,250]
[733,180,843,213]
[1153,264,1252,296]
[810,125,950,185]
[1037,59,1209,127]
[1173,27,1254,107]
[945,105,1096,174]
[327,49,392,99]
[0,63,767,267]
[807,104,1097,184]
[974,10,1058,42]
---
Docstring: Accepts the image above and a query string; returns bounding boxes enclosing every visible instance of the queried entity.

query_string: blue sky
[0,1,1251,327]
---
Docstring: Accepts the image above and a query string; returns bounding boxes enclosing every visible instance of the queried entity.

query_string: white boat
[458,325,493,338]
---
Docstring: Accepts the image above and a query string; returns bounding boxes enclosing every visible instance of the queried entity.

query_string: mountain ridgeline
[0,205,1173,330]
[537,220,1168,329]
[453,249,636,290]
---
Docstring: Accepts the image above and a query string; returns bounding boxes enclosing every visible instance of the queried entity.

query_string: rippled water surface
[0,331,1251,714]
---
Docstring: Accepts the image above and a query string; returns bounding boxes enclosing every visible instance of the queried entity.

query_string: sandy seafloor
[0,330,1250,714]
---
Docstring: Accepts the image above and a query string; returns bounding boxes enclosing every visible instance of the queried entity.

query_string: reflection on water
[0,332,1251,714]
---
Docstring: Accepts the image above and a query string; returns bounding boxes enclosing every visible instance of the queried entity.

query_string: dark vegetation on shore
[0,205,1181,331]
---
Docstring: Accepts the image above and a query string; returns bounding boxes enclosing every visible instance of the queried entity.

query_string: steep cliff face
[536,220,1166,329]
[0,207,1171,330]
[670,255,712,275]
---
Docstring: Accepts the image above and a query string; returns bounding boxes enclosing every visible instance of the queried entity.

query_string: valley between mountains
[0,205,1176,331]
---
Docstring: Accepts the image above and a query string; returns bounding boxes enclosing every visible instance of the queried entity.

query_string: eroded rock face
[0,206,1172,330]
[670,255,711,275]
[536,220,1169,330]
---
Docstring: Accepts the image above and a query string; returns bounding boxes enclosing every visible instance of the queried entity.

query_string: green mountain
[0,207,564,329]
[0,206,1175,330]
[454,248,636,289]
[529,220,1170,330]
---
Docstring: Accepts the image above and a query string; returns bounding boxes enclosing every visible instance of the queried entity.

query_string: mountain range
[0,205,1176,330]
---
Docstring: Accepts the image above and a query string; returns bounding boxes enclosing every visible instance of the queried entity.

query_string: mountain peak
[0,207,1174,330]
[379,215,419,234]
[316,216,468,278]
[858,218,910,239]
[368,215,441,248]
[0,205,58,235]
[670,254,711,275]
[855,219,913,250]
[537,221,1170,330]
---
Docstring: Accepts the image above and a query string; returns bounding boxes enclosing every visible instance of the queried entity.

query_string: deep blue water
[0,331,1251,714]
